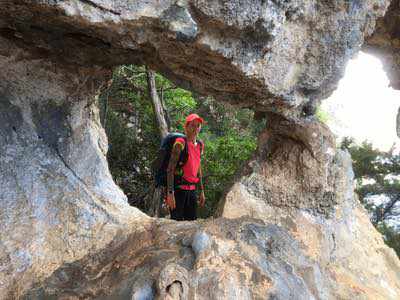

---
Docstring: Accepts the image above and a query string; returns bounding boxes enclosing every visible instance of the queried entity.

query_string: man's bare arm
[167,143,183,192]
[198,161,205,207]
[199,163,204,192]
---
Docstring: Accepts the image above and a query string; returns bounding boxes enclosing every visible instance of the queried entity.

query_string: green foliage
[99,64,261,217]
[164,89,197,131]
[341,138,384,186]
[194,97,262,217]
[377,224,400,257]
[99,65,159,209]
[199,129,257,218]
[315,106,330,124]
[342,137,400,257]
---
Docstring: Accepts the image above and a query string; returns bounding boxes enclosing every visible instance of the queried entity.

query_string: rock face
[363,1,400,137]
[220,115,400,299]
[0,0,389,118]
[0,38,148,298]
[1,0,400,299]
[364,0,400,90]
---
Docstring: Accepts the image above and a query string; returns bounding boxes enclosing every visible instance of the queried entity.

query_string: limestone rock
[158,263,189,299]
[0,0,400,299]
[0,0,390,118]
[220,117,400,299]
[0,39,147,298]
[364,0,400,90]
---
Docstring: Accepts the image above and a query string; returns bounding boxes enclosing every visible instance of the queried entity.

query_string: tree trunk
[146,68,169,139]
[160,86,171,129]
[145,67,170,217]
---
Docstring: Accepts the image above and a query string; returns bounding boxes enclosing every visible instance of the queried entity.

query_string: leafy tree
[98,66,160,209]
[341,137,400,256]
[377,223,400,257]
[315,106,330,124]
[200,131,257,217]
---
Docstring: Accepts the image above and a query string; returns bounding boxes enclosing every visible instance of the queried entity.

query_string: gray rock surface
[221,116,400,299]
[0,38,147,298]
[364,0,400,90]
[0,0,400,299]
[191,231,211,257]
[0,0,390,118]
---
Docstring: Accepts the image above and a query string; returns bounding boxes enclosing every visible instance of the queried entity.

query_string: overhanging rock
[364,0,400,90]
[0,0,390,117]
[1,0,400,299]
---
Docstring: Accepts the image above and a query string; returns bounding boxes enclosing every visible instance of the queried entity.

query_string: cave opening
[322,51,400,152]
[97,64,266,219]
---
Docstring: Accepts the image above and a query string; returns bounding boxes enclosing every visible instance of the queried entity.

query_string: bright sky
[321,52,400,151]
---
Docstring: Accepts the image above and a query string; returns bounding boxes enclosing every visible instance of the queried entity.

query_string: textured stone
[158,263,189,299]
[21,215,400,299]
[220,120,400,299]
[1,0,400,299]
[364,1,400,89]
[218,114,338,216]
[0,0,390,118]
[0,39,147,299]
[191,231,211,257]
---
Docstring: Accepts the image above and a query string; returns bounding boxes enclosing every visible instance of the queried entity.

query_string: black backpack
[153,132,203,188]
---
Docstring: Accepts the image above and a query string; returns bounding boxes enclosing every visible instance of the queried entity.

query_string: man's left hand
[199,191,205,207]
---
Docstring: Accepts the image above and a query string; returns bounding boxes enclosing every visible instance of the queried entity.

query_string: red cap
[185,113,204,126]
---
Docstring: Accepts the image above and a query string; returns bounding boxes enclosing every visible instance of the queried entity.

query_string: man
[165,113,205,221]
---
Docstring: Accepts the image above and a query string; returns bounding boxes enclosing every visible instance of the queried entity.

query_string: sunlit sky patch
[321,52,400,151]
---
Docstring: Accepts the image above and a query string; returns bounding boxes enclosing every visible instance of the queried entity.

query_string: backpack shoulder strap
[181,135,188,154]
[175,135,188,166]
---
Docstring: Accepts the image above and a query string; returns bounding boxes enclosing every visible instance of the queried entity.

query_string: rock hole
[285,10,292,20]
[98,65,266,220]
[166,280,182,293]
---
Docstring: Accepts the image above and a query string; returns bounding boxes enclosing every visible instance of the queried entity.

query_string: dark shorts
[170,189,197,221]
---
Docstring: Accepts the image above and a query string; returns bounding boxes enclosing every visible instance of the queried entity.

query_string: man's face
[186,119,202,136]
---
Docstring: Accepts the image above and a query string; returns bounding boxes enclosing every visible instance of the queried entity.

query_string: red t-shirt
[175,137,203,190]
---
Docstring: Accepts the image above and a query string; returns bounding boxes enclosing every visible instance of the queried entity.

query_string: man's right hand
[166,192,176,210]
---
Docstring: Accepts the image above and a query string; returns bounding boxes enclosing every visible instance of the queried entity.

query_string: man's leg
[170,189,185,221]
[183,190,197,221]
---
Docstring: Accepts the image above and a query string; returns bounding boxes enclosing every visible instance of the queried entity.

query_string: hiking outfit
[170,137,203,221]
[153,113,204,220]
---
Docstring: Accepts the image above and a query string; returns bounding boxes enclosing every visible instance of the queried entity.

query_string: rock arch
[0,1,399,299]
